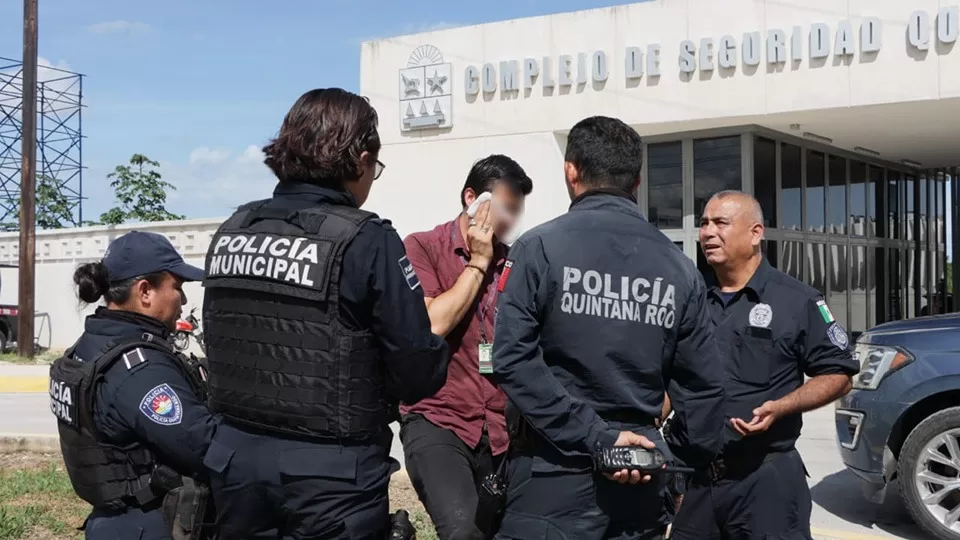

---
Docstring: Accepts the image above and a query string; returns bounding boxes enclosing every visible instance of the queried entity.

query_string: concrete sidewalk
[0,362,49,393]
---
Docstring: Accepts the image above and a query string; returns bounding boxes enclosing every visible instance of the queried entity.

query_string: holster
[161,477,216,540]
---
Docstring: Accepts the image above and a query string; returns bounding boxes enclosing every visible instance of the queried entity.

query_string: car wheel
[899,406,960,540]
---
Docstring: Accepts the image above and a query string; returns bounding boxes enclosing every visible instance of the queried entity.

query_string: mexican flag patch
[816,300,835,324]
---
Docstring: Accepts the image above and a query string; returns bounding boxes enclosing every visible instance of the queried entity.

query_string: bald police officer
[669,191,859,540]
[491,116,726,540]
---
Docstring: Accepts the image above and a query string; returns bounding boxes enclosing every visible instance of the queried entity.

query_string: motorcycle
[173,307,205,353]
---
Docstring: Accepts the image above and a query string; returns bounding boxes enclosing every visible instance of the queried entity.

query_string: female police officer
[49,230,219,539]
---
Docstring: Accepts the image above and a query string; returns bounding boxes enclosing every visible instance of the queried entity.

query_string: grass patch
[0,453,439,540]
[0,349,62,365]
[0,453,87,540]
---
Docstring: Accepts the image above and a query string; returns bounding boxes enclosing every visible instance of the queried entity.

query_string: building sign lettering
[461,7,959,98]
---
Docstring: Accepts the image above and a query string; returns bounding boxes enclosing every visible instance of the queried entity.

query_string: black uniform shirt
[493,191,726,465]
[77,308,217,482]
[708,258,860,456]
[268,182,449,404]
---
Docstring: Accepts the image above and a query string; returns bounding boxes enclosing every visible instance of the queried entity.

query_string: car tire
[899,406,960,540]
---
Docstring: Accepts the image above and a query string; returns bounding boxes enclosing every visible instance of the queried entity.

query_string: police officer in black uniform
[49,231,217,540]
[491,115,726,540]
[669,191,859,540]
[200,88,449,539]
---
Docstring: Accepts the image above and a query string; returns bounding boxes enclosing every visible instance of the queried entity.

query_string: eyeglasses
[374,160,385,180]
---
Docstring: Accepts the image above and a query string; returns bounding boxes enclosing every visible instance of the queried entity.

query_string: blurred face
[131,273,187,331]
[698,196,764,268]
[347,151,383,207]
[462,181,526,239]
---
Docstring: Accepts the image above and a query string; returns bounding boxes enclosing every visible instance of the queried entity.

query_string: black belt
[696,450,787,484]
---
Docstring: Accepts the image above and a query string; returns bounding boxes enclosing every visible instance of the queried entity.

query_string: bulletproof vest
[201,199,391,439]
[49,334,207,511]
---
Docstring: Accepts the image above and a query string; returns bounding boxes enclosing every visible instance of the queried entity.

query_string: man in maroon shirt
[400,155,533,540]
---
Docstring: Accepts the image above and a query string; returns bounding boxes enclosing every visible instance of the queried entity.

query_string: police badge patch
[139,383,183,426]
[827,323,849,349]
[748,303,773,328]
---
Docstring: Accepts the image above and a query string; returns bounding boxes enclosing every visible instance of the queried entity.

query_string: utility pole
[18,0,37,358]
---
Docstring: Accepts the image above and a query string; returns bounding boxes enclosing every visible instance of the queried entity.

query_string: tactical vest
[201,200,391,439]
[49,333,208,511]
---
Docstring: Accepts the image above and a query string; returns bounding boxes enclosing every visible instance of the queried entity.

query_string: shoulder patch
[827,322,849,349]
[138,383,183,426]
[815,300,835,324]
[122,348,148,371]
[398,255,420,290]
[497,259,514,292]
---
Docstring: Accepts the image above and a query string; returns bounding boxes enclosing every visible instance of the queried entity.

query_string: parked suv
[835,313,960,540]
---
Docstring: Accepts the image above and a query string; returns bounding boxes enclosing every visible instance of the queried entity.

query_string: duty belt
[698,450,786,484]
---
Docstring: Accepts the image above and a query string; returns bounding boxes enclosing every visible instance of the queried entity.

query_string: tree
[0,174,75,231]
[99,154,184,225]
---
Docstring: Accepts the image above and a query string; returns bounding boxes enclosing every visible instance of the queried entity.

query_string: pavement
[0,362,929,539]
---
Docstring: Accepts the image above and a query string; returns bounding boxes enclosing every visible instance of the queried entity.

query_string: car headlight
[852,343,914,390]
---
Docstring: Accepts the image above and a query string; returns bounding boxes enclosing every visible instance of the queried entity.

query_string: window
[782,240,803,282]
[781,143,802,231]
[827,156,846,234]
[919,174,928,244]
[648,142,684,229]
[754,137,777,228]
[827,244,849,330]
[873,246,886,326]
[888,248,903,321]
[887,171,900,240]
[693,136,741,221]
[805,242,826,296]
[850,246,867,333]
[937,174,945,246]
[868,166,883,238]
[866,248,876,329]
[849,161,866,236]
[906,249,917,318]
[905,175,915,241]
[806,150,825,232]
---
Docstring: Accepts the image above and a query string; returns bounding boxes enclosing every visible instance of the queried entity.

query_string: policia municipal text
[200,88,449,539]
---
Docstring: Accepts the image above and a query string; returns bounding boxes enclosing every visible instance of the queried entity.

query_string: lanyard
[453,224,499,343]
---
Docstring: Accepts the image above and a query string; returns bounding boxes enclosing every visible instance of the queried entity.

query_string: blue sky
[0,0,637,222]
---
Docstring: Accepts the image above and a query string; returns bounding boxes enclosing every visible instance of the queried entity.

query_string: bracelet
[465,264,486,278]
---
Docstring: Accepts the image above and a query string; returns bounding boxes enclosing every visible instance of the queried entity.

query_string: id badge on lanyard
[456,227,498,375]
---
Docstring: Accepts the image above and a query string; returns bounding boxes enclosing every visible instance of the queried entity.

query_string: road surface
[0,362,929,539]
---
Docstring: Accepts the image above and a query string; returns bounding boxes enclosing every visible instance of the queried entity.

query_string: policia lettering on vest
[200,88,448,540]
[207,234,320,287]
[49,231,219,540]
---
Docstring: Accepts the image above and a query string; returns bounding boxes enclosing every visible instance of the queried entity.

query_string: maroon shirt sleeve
[403,233,444,298]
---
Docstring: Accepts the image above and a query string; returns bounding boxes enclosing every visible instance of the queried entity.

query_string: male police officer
[200,88,449,539]
[669,191,859,540]
[491,116,726,540]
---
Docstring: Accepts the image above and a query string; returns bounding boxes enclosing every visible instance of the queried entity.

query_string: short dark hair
[459,154,533,207]
[565,116,643,193]
[263,88,381,186]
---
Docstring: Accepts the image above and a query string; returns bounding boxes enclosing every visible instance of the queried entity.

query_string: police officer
[491,115,726,540]
[49,231,217,540]
[669,191,859,540]
[200,88,450,539]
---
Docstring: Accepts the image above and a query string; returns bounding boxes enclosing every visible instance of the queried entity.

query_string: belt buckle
[708,459,726,483]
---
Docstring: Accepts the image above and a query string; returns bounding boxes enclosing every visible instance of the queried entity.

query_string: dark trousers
[206,422,399,540]
[400,413,503,540]
[669,449,813,540]
[494,428,669,540]
[84,507,169,540]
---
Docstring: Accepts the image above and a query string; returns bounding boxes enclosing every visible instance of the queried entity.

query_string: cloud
[162,145,275,218]
[87,20,151,35]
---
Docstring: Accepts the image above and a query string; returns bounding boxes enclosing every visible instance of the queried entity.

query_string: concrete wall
[0,219,221,350]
